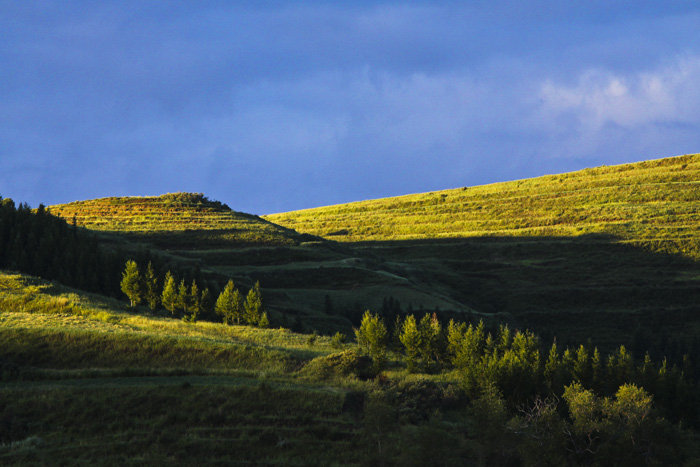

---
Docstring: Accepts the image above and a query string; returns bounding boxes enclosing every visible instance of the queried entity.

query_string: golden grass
[265,154,700,258]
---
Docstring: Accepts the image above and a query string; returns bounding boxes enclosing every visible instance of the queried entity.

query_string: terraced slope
[266,154,700,259]
[50,192,309,248]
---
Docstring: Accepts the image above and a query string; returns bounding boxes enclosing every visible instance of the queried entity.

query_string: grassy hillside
[263,154,700,349]
[48,193,472,332]
[49,192,310,248]
[0,271,370,464]
[41,155,700,349]
[265,154,700,258]
[1,271,698,465]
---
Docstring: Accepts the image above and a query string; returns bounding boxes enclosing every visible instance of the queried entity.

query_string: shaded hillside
[266,154,700,259]
[265,154,700,349]
[1,271,697,465]
[50,192,311,249]
[48,193,474,332]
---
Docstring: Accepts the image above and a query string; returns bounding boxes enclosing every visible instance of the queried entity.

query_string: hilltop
[49,192,311,248]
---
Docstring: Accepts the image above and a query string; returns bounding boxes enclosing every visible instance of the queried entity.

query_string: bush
[300,350,376,380]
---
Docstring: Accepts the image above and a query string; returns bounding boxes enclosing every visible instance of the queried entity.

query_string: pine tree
[184,280,200,322]
[120,260,142,308]
[161,271,178,315]
[258,312,270,328]
[418,312,442,366]
[176,279,188,316]
[200,288,214,318]
[144,261,159,311]
[244,281,264,326]
[215,280,236,324]
[231,288,243,324]
[544,341,561,391]
[573,344,591,386]
[355,310,388,370]
[400,314,422,372]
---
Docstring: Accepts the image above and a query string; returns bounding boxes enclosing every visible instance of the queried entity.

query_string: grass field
[265,154,700,257]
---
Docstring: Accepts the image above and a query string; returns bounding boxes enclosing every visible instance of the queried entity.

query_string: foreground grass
[1,271,699,465]
[0,272,353,377]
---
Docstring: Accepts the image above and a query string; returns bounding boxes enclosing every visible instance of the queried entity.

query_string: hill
[49,193,473,333]
[1,271,697,464]
[265,154,700,258]
[49,192,311,249]
[264,154,700,349]
[42,156,700,350]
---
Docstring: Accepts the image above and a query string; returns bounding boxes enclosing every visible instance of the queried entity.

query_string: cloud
[539,57,700,133]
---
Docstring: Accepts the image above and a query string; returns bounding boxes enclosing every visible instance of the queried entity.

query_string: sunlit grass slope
[266,154,700,258]
[50,192,309,248]
[0,271,373,465]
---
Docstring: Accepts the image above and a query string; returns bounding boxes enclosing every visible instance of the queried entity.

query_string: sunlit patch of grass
[48,193,308,248]
[0,271,346,373]
[266,154,700,259]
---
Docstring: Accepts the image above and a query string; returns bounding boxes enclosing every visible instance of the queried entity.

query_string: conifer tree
[573,344,591,386]
[544,341,562,391]
[120,260,142,308]
[244,281,264,325]
[200,288,213,318]
[215,280,237,324]
[176,279,188,316]
[231,288,243,324]
[161,271,178,315]
[184,280,200,322]
[355,310,388,370]
[144,261,160,311]
[418,312,442,365]
[400,314,422,372]
[258,311,270,328]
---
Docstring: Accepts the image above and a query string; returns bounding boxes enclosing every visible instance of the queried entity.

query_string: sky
[1,1,699,214]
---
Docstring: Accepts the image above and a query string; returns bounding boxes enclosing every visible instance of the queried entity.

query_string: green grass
[1,271,698,464]
[265,154,700,258]
[0,272,345,373]
[49,192,309,248]
[42,155,700,349]
[0,271,474,465]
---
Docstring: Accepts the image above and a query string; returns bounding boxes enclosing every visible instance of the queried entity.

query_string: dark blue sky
[2,1,699,213]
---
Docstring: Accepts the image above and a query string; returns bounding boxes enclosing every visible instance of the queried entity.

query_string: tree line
[0,197,214,296]
[120,259,269,327]
[355,311,698,427]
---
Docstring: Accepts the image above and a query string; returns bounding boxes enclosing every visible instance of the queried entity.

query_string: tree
[215,280,237,324]
[120,260,142,308]
[400,314,422,372]
[200,288,214,318]
[244,281,264,326]
[143,261,159,311]
[355,310,388,370]
[161,271,177,315]
[258,311,270,328]
[183,280,200,322]
[418,312,442,366]
[176,279,188,316]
